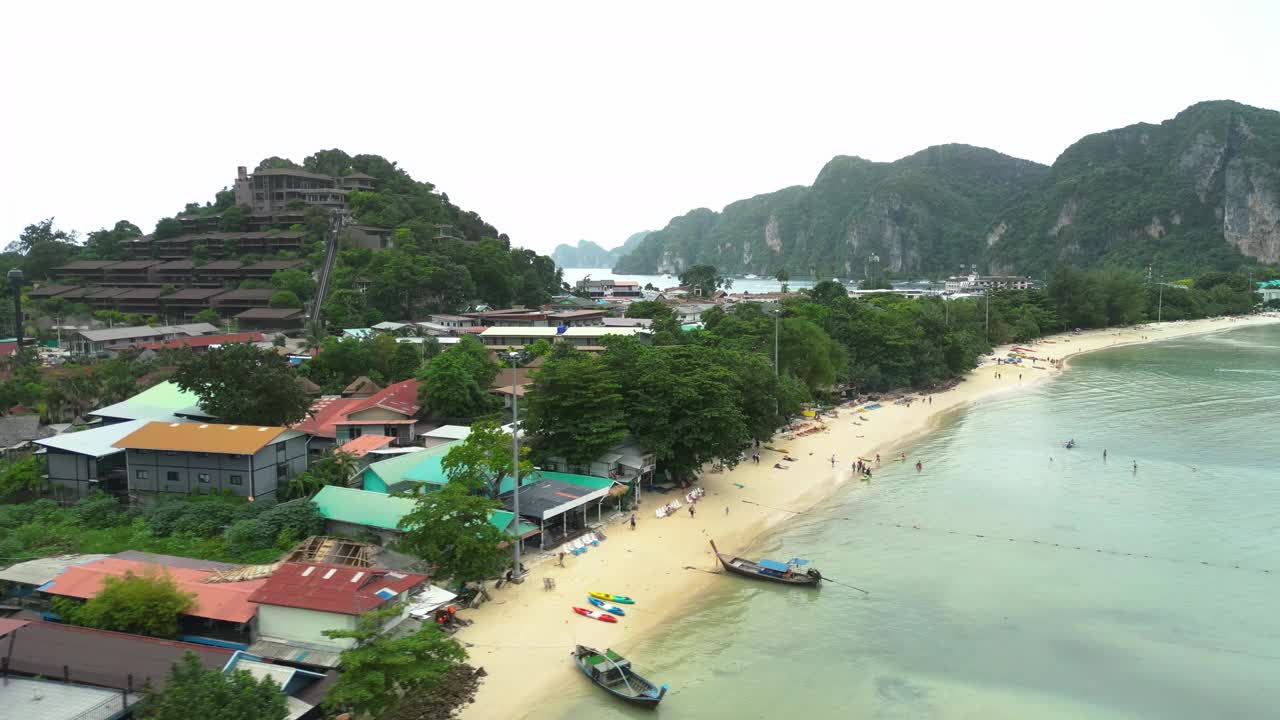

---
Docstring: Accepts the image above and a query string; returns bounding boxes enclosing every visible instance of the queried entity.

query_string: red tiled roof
[111,332,265,351]
[337,435,395,457]
[337,418,416,426]
[248,563,427,615]
[0,618,29,635]
[0,342,17,357]
[347,379,420,417]
[293,396,362,439]
[40,558,265,623]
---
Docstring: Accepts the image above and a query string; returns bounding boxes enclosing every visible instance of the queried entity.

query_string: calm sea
[536,323,1280,719]
[559,268,821,295]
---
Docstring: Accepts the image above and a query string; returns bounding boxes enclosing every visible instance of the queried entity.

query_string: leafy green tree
[153,217,184,240]
[54,570,196,638]
[603,340,748,482]
[285,451,358,499]
[0,456,45,499]
[192,308,221,325]
[8,218,80,280]
[270,268,317,302]
[83,220,141,260]
[679,264,732,298]
[775,267,791,293]
[137,652,287,720]
[216,205,248,232]
[173,343,312,425]
[523,346,627,465]
[388,341,423,382]
[269,290,301,308]
[440,420,532,499]
[323,607,469,719]
[418,337,498,420]
[525,338,553,358]
[396,484,509,583]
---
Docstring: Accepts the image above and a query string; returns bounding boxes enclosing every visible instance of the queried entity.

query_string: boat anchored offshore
[573,645,669,708]
[710,540,822,587]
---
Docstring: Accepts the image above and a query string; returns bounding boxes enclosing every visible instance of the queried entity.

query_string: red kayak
[572,606,618,623]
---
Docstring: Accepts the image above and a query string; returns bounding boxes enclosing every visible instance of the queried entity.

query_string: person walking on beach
[689,505,696,519]
[558,550,566,567]
[630,514,636,531]
[725,505,729,516]
[875,453,881,466]
[830,454,837,468]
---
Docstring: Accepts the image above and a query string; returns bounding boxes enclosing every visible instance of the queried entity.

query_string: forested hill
[552,231,652,268]
[614,100,1280,278]
[612,145,1048,277]
[985,100,1280,276]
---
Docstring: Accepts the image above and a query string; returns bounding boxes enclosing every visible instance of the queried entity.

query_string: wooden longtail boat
[572,645,668,708]
[709,540,822,587]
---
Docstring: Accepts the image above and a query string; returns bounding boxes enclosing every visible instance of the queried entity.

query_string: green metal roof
[362,441,459,489]
[488,509,539,537]
[90,380,207,421]
[312,485,416,531]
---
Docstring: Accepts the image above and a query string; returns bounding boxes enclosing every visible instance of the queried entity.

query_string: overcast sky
[3,1,1278,256]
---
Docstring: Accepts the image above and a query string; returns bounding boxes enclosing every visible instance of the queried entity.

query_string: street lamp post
[504,350,524,579]
[7,268,23,350]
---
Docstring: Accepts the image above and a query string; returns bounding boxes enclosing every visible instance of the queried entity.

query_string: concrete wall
[256,604,358,651]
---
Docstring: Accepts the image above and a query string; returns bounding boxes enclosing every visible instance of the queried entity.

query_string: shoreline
[455,313,1278,719]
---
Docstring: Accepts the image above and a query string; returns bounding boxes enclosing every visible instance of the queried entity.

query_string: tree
[0,455,44,499]
[54,570,196,638]
[439,420,531,499]
[192,308,221,325]
[396,484,509,583]
[83,220,141,260]
[153,217,184,240]
[323,606,469,719]
[418,337,498,420]
[172,343,312,425]
[523,347,627,465]
[270,268,317,302]
[269,290,302,308]
[775,267,791,293]
[137,652,287,720]
[525,338,553,358]
[8,218,79,280]
[679,264,731,297]
[285,451,358,499]
[604,341,749,482]
[216,205,248,232]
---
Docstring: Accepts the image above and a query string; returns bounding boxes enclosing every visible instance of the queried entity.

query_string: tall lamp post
[7,268,23,350]
[503,350,525,579]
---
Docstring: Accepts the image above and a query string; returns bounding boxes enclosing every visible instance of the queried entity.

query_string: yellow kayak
[588,591,635,605]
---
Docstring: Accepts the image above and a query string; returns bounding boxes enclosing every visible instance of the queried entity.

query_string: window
[197,473,210,484]
[277,464,289,481]
[135,469,150,480]
[167,471,180,483]
[229,475,243,486]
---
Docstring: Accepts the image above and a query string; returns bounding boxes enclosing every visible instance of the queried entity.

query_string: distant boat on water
[743,273,759,279]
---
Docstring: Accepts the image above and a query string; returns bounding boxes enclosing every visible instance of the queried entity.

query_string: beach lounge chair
[587,533,600,546]
[572,539,586,555]
[655,507,665,518]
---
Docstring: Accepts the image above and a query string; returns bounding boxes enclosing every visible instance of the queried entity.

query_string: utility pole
[1157,271,1164,323]
[505,350,524,579]
[984,288,990,340]
[7,268,23,350]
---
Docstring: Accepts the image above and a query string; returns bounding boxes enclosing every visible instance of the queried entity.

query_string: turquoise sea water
[536,323,1280,719]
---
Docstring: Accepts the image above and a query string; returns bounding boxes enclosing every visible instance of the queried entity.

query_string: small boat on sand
[589,591,635,604]
[573,606,618,623]
[573,645,668,708]
[710,540,822,587]
[588,596,626,615]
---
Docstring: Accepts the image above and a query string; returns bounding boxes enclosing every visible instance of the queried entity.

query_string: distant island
[613,100,1280,279]
[552,232,651,268]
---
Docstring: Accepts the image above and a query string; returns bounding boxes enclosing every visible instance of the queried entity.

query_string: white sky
[3,1,1278,255]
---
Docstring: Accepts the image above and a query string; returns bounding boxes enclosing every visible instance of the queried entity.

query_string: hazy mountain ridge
[552,231,651,268]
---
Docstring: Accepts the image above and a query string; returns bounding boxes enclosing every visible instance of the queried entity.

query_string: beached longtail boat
[572,645,668,708]
[710,540,822,587]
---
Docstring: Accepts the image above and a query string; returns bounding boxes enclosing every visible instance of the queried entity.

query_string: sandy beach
[456,313,1278,719]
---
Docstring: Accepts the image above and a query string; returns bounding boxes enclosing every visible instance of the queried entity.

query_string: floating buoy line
[741,500,1275,577]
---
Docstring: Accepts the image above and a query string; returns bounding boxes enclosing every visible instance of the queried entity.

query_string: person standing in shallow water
[1103,448,1108,462]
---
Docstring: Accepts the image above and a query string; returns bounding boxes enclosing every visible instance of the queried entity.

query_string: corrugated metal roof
[114,421,290,455]
[337,434,395,457]
[39,558,265,623]
[0,554,110,586]
[34,419,150,458]
[248,562,426,615]
[312,486,416,530]
[89,381,206,421]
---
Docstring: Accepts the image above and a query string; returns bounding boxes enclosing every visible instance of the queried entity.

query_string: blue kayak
[588,596,626,616]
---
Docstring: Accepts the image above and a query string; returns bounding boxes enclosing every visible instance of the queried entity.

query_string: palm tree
[299,318,329,355]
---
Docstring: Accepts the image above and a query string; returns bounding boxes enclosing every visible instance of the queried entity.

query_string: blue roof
[757,559,790,573]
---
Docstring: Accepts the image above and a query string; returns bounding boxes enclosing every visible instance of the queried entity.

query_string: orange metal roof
[113,421,290,455]
[39,558,265,624]
[337,435,395,457]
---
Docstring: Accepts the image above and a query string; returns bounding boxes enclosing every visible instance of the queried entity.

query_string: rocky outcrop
[1222,157,1280,263]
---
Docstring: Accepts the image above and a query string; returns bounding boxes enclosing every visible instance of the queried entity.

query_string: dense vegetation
[988,101,1280,276]
[613,101,1280,279]
[0,349,161,421]
[0,493,323,567]
[52,571,195,638]
[613,144,1049,277]
[138,652,288,720]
